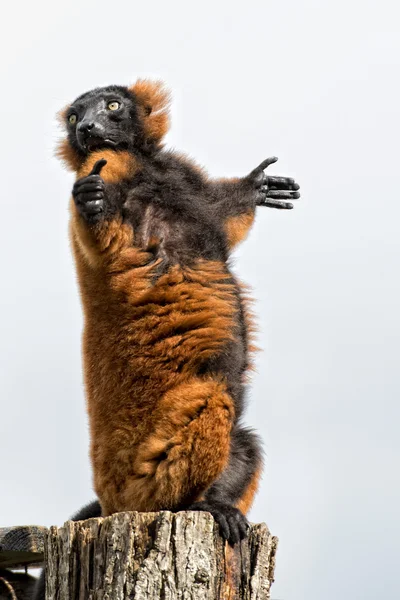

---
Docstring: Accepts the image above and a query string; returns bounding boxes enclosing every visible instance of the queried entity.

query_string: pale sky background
[0,1,399,599]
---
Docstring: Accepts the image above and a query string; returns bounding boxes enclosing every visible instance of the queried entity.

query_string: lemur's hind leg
[188,426,262,545]
[100,377,235,517]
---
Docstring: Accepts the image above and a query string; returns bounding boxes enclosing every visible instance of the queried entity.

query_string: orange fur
[77,149,138,182]
[100,378,234,514]
[78,248,239,514]
[128,79,171,145]
[224,211,255,250]
[68,147,240,513]
[56,138,83,172]
[60,81,262,517]
[236,467,262,514]
[237,281,259,379]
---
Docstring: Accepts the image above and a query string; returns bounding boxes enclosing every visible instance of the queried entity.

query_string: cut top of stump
[0,525,47,569]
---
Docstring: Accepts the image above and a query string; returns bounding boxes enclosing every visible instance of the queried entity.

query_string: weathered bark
[46,511,278,600]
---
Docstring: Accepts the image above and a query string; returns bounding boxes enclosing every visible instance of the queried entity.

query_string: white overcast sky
[0,1,399,599]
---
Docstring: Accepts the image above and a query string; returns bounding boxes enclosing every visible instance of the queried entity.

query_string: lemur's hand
[188,500,249,545]
[72,159,107,221]
[247,156,300,209]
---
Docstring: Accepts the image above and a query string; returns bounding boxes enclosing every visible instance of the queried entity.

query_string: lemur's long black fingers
[229,509,250,541]
[73,177,105,200]
[255,156,278,172]
[226,515,240,545]
[221,507,249,545]
[75,192,104,203]
[74,174,106,186]
[74,182,105,194]
[212,511,231,541]
[267,176,300,191]
[268,176,294,186]
[237,516,250,540]
[257,196,294,209]
[188,501,249,545]
[266,190,300,200]
[78,200,104,214]
[248,156,278,182]
[90,158,107,176]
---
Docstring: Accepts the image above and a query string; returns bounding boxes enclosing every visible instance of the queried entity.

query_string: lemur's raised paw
[248,156,300,209]
[188,500,249,545]
[72,159,107,221]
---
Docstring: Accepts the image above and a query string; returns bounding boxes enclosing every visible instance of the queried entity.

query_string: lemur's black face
[66,85,143,155]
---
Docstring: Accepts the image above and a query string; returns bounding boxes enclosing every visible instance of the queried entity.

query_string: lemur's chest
[81,258,241,436]
[122,193,227,265]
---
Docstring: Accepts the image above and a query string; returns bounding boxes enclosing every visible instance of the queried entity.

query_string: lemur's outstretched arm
[209,157,300,251]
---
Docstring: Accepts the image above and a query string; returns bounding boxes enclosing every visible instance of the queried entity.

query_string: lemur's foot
[248,156,300,209]
[188,500,249,545]
[72,159,107,222]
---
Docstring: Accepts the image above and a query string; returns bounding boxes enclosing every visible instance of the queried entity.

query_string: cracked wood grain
[45,511,278,600]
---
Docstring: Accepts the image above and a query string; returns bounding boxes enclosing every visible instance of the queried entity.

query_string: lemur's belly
[81,259,241,512]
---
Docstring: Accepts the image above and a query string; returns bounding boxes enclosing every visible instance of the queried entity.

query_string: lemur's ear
[56,106,83,171]
[129,79,171,145]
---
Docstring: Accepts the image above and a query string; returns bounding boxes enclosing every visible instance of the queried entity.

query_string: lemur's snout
[78,120,95,133]
[77,119,106,150]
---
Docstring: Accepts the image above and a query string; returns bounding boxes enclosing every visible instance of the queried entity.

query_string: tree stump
[45,511,278,599]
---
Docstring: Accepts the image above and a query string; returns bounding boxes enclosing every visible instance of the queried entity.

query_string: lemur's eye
[68,114,77,125]
[108,101,120,111]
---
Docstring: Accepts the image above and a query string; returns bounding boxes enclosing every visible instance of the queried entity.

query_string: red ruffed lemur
[33,78,300,600]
